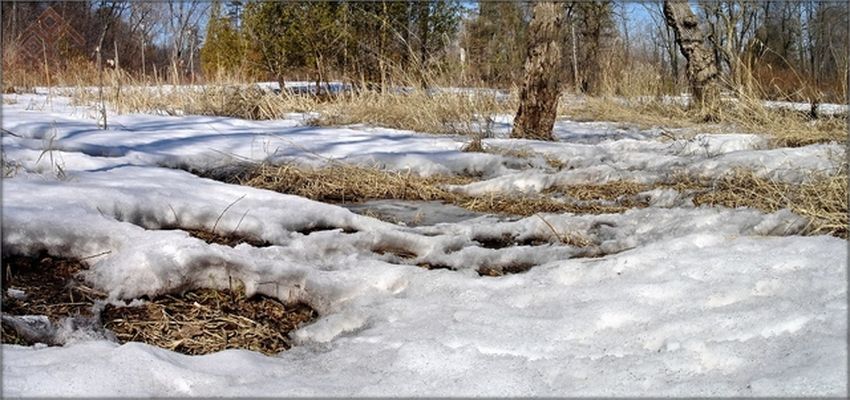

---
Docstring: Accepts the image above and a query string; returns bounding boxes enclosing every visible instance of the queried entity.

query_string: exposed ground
[1,86,846,397]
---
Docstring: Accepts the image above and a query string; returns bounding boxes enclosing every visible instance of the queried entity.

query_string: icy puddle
[343,200,488,226]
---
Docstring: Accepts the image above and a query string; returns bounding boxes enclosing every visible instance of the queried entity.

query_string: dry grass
[562,59,848,148]
[722,96,847,147]
[223,162,648,218]
[458,194,640,216]
[70,77,515,136]
[177,227,271,248]
[312,89,513,135]
[477,262,536,277]
[560,96,700,131]
[686,168,848,238]
[559,181,650,202]
[0,253,316,354]
[237,162,473,203]
[223,160,846,239]
[466,143,535,159]
[102,287,316,356]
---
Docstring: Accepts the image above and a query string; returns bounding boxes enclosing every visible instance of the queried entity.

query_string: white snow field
[1,91,847,396]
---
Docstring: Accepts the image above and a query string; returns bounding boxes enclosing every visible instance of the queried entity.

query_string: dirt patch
[372,245,418,260]
[102,287,317,356]
[0,322,31,345]
[416,262,454,271]
[1,254,103,321]
[1,253,105,345]
[477,262,536,277]
[296,224,359,235]
[179,228,272,247]
[473,233,552,249]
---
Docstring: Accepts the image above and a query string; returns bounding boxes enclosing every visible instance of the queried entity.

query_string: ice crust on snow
[1,92,846,396]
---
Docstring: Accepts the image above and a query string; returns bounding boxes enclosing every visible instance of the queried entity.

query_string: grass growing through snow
[234,163,473,203]
[69,74,515,136]
[687,168,848,238]
[216,162,645,218]
[217,161,847,239]
[562,96,847,147]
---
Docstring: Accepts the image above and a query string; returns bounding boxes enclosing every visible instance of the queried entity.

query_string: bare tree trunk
[663,0,720,117]
[96,15,112,130]
[140,37,146,78]
[511,2,564,141]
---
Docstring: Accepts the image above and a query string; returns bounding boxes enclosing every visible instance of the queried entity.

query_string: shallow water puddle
[343,200,487,226]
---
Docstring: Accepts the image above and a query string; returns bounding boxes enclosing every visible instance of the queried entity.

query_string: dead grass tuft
[561,97,699,131]
[0,321,31,345]
[687,168,848,238]
[102,287,316,356]
[178,228,271,248]
[73,81,514,136]
[460,136,486,153]
[212,161,846,239]
[559,181,651,203]
[477,262,536,277]
[459,193,642,217]
[312,90,513,135]
[218,162,646,218]
[562,95,846,147]
[238,163,472,204]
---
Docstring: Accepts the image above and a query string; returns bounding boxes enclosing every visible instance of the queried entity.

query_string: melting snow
[1,91,846,396]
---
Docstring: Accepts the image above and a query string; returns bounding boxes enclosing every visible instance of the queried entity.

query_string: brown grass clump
[559,181,651,203]
[560,93,846,147]
[477,262,536,277]
[239,163,472,204]
[0,322,31,345]
[460,136,486,153]
[73,81,514,136]
[102,287,316,356]
[215,161,846,239]
[688,168,848,238]
[459,194,636,217]
[312,89,513,135]
[560,97,700,131]
[220,162,648,218]
[723,98,847,147]
[179,228,271,248]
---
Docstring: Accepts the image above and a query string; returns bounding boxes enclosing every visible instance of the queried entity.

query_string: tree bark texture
[511,2,564,141]
[663,0,720,113]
